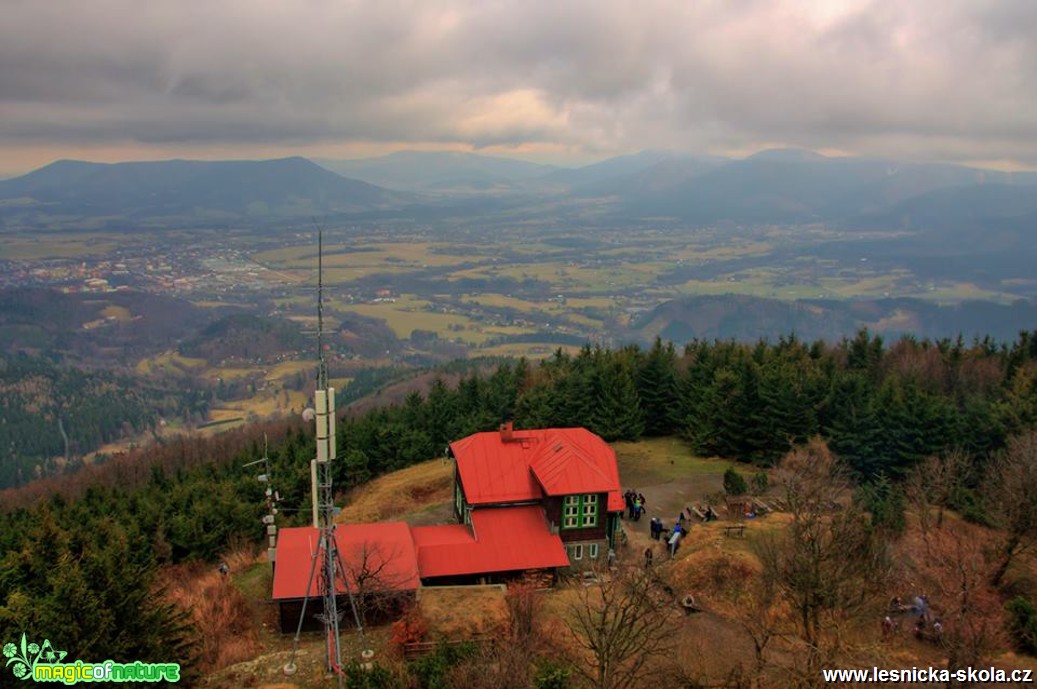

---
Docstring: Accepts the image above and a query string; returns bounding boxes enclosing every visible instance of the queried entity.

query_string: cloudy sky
[1,0,1035,175]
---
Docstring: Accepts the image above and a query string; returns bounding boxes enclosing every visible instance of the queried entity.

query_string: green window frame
[562,494,599,529]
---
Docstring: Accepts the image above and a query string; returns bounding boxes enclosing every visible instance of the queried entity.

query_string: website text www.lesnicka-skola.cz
[822,666,1033,684]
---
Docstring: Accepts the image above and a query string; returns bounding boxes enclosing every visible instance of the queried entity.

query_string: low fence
[402,634,497,661]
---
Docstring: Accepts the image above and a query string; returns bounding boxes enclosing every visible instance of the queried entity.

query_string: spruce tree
[592,361,645,442]
[637,337,680,436]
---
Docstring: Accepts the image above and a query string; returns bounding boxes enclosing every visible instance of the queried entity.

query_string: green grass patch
[232,561,273,601]
[612,437,728,486]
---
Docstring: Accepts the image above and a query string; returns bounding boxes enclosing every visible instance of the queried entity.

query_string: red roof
[272,522,421,600]
[412,506,569,578]
[450,427,622,510]
[449,430,543,504]
[530,430,616,496]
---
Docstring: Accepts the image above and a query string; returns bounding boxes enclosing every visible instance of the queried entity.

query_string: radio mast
[287,229,363,686]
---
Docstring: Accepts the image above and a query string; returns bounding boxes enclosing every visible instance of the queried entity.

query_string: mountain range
[0,157,404,229]
[1,148,1035,231]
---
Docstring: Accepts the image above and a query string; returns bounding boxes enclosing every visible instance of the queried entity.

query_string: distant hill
[540,152,729,198]
[315,151,558,192]
[2,149,1035,233]
[602,151,1037,227]
[178,313,308,365]
[0,288,217,362]
[634,294,1037,344]
[0,157,405,229]
[850,183,1037,238]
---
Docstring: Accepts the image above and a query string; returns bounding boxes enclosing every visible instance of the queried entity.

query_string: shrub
[1005,597,1037,656]
[344,659,404,689]
[409,641,477,689]
[723,467,749,496]
[535,660,573,689]
[750,471,769,495]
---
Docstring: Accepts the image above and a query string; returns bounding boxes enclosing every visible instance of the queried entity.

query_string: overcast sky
[1,0,1035,175]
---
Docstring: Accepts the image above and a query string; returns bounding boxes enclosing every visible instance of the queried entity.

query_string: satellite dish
[302,408,316,422]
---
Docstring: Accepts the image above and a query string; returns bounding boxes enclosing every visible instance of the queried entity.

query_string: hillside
[178,314,309,365]
[606,153,1037,227]
[198,442,1037,688]
[0,157,405,229]
[3,335,1037,687]
[315,151,557,192]
[3,150,1036,233]
[635,294,1037,344]
[0,287,218,362]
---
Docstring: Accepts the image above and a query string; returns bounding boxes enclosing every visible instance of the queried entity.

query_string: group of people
[883,594,943,643]
[623,490,647,521]
[643,521,688,565]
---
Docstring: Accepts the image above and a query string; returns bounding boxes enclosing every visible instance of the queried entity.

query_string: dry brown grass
[161,549,263,675]
[337,459,455,524]
[417,585,509,639]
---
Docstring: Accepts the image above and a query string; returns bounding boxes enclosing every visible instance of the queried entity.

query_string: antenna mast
[287,228,363,687]
[317,229,328,390]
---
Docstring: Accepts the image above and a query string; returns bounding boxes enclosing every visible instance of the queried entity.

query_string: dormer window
[562,494,598,529]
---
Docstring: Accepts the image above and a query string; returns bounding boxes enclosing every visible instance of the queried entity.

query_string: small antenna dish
[302,408,316,422]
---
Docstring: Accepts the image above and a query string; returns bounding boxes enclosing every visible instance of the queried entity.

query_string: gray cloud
[1,0,1036,166]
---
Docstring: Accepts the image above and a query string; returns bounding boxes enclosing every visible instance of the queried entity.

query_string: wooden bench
[723,524,745,538]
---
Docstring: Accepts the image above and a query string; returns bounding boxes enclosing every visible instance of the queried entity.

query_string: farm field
[233,222,1037,366]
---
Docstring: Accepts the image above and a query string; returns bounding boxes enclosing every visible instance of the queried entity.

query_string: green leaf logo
[4,633,65,681]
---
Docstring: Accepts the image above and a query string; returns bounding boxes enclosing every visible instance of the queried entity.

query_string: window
[562,494,599,529]
[454,481,464,517]
[582,493,598,527]
[588,543,599,559]
[571,544,583,560]
[563,495,580,528]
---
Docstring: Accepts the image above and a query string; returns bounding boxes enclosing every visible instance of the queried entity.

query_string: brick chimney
[499,420,514,443]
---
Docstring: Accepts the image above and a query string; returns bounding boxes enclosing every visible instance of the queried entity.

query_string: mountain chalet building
[272,423,624,632]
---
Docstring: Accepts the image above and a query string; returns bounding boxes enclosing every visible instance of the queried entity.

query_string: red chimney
[499,421,514,443]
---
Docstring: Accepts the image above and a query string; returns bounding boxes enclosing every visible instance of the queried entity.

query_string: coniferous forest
[2,330,1037,678]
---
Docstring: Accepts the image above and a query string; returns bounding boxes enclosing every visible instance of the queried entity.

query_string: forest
[1,329,1036,681]
[0,354,211,489]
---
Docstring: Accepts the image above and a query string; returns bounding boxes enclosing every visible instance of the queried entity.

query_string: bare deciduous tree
[985,431,1037,587]
[756,438,891,684]
[566,566,677,689]
[900,513,1006,687]
[904,450,971,536]
[341,539,411,627]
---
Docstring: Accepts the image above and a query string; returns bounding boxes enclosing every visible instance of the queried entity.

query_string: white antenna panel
[327,387,336,460]
[310,460,319,528]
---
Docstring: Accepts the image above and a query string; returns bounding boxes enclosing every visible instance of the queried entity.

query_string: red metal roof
[449,430,543,504]
[450,427,622,509]
[272,522,421,601]
[529,430,616,496]
[412,506,569,579]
